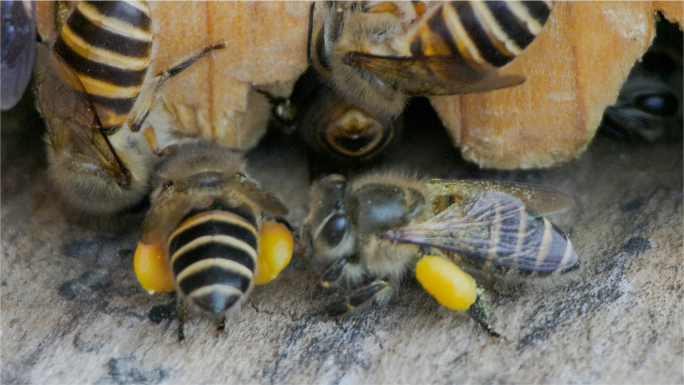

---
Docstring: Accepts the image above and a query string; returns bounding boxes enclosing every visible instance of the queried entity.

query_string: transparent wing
[35,45,130,184]
[384,190,578,274]
[426,179,574,216]
[228,172,289,217]
[344,52,525,96]
[1,0,36,110]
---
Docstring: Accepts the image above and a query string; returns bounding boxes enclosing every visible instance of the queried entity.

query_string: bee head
[601,23,682,142]
[603,78,681,142]
[305,174,355,270]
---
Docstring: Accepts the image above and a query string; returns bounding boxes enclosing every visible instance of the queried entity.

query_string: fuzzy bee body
[53,0,153,132]
[168,209,259,314]
[303,172,578,334]
[140,140,288,319]
[311,1,554,118]
[36,0,226,216]
[299,68,401,164]
[258,67,402,167]
[400,1,552,65]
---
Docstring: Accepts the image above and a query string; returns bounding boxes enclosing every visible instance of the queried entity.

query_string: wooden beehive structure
[36,1,683,168]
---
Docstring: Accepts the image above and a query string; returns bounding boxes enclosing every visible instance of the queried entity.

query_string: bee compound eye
[320,213,349,247]
[162,180,174,190]
[198,175,220,187]
[117,175,131,189]
[635,93,679,117]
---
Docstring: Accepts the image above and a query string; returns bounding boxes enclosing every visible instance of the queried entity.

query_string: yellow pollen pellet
[254,221,293,285]
[415,255,477,311]
[134,241,175,294]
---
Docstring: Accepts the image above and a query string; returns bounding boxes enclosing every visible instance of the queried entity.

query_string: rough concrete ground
[1,94,682,384]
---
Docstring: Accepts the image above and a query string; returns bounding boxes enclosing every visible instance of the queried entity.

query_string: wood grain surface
[33,1,682,167]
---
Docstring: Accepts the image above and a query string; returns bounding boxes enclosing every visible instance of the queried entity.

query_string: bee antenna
[604,107,649,128]
[306,2,315,66]
[87,98,132,187]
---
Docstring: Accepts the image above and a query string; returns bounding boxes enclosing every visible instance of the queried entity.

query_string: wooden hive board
[36,1,682,167]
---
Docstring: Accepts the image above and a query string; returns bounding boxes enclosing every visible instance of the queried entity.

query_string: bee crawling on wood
[302,172,579,335]
[35,0,226,216]
[308,1,555,119]
[134,140,294,340]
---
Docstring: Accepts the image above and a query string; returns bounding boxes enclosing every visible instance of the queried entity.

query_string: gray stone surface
[2,95,682,384]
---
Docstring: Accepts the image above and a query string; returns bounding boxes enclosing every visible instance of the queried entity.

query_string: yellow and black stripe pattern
[168,209,259,314]
[53,1,152,130]
[408,1,553,67]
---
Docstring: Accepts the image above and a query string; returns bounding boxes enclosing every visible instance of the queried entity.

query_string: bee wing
[35,46,129,183]
[344,52,525,96]
[426,179,574,216]
[227,173,289,217]
[1,0,37,110]
[384,190,578,274]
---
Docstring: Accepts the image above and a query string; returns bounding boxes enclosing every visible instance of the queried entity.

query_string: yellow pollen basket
[254,221,293,285]
[415,255,477,311]
[134,242,175,294]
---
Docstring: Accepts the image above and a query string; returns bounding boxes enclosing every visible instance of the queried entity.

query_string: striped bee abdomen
[53,1,152,130]
[469,192,578,276]
[168,210,259,315]
[474,215,578,277]
[409,0,552,68]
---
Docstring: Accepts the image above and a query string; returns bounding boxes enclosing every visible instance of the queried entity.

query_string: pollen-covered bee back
[137,140,290,337]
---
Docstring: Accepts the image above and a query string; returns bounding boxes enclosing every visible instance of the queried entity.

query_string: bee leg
[216,317,226,336]
[320,257,348,288]
[130,42,228,132]
[142,126,163,156]
[175,294,189,342]
[253,86,299,136]
[325,279,391,317]
[467,289,500,338]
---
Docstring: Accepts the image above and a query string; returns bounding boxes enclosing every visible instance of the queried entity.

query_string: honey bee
[35,0,226,215]
[135,139,291,339]
[1,0,36,110]
[309,1,554,118]
[302,172,579,335]
[257,67,402,166]
[600,17,682,142]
